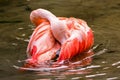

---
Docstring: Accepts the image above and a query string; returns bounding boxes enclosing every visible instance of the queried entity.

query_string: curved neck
[30,9,58,25]
[30,9,69,44]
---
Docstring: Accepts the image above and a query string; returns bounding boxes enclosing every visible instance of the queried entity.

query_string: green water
[0,0,120,80]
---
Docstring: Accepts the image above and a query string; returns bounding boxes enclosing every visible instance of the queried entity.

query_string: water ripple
[112,61,120,66]
[85,73,106,78]
[106,77,118,80]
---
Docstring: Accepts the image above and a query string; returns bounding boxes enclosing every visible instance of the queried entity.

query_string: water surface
[0,0,120,80]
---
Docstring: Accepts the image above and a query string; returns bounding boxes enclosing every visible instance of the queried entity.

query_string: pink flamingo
[26,8,94,67]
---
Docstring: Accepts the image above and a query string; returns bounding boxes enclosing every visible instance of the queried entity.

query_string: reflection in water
[13,47,107,76]
[13,50,94,76]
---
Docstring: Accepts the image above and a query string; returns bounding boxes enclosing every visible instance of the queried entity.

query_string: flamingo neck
[30,9,69,44]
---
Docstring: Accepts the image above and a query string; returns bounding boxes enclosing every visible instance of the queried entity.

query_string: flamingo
[26,8,94,67]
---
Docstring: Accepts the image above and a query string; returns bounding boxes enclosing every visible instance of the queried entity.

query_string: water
[0,0,120,80]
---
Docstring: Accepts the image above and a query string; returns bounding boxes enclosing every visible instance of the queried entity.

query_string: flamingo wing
[57,18,94,62]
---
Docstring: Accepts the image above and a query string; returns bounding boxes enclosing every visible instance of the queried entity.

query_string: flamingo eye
[56,48,61,57]
[53,48,61,61]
